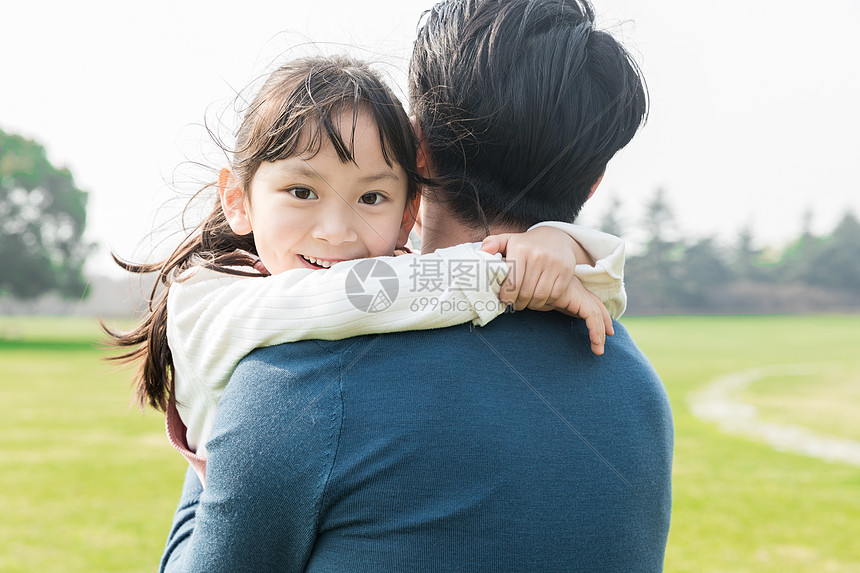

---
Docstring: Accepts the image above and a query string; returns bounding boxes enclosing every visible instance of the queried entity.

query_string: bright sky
[3,0,858,275]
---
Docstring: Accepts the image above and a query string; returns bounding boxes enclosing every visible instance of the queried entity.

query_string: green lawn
[1,314,858,571]
[0,317,186,573]
[739,364,860,443]
[622,315,860,573]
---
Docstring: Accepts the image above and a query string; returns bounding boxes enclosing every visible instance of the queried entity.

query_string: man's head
[409,0,647,232]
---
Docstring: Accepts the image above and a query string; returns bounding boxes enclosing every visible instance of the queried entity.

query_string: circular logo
[345,259,399,313]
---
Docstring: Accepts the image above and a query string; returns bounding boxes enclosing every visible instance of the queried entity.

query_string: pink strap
[253,259,271,275]
[166,394,207,487]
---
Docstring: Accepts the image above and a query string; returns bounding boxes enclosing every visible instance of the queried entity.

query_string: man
[161,0,672,571]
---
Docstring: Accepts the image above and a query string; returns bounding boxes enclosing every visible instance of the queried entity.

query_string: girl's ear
[219,170,253,235]
[397,192,421,249]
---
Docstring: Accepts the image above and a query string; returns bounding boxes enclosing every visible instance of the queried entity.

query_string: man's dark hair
[409,0,648,230]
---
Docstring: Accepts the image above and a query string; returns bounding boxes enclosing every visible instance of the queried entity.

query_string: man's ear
[587,170,606,200]
[397,192,421,248]
[219,177,253,235]
[410,116,432,179]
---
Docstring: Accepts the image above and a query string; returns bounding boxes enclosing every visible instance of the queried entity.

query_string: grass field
[622,315,860,573]
[739,364,860,443]
[0,317,186,572]
[1,314,859,572]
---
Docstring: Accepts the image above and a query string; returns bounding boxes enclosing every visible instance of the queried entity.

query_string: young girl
[107,55,626,485]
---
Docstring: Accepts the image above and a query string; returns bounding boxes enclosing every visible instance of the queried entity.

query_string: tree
[733,224,757,279]
[598,195,624,237]
[731,223,781,283]
[0,128,90,299]
[643,187,675,246]
[624,188,684,313]
[801,210,860,296]
[777,208,825,285]
[674,237,733,309]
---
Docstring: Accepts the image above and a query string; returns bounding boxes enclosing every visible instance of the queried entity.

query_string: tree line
[609,189,860,314]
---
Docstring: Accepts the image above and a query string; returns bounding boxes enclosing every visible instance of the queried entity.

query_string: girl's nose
[311,205,360,245]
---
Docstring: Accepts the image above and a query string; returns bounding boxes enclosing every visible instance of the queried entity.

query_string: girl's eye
[359,192,385,205]
[289,187,317,200]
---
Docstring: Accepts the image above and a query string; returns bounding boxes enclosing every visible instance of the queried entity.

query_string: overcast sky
[3,0,858,275]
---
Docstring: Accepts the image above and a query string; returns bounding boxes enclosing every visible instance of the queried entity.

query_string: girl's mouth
[300,254,338,269]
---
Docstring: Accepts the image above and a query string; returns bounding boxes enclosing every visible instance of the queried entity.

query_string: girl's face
[223,111,416,275]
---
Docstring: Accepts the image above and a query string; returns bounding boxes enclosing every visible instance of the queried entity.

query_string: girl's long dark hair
[105,55,425,411]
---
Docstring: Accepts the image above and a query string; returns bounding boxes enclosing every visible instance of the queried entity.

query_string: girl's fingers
[549,276,572,307]
[526,273,559,311]
[499,259,521,305]
[480,233,512,255]
[514,260,541,311]
[557,286,609,356]
[602,301,615,338]
[582,298,607,356]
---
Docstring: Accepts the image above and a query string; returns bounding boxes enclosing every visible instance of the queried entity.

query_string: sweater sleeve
[167,244,509,457]
[527,221,627,319]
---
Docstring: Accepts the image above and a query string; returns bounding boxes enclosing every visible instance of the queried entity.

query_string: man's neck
[417,200,525,252]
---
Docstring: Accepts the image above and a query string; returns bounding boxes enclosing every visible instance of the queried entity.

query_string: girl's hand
[481,227,614,355]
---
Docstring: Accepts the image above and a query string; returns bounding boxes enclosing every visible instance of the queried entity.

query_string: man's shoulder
[229,312,663,416]
[235,311,655,377]
[365,310,654,372]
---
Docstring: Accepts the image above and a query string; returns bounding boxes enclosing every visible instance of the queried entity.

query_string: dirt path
[688,364,860,467]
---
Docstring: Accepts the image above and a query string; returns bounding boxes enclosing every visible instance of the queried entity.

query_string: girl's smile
[298,254,345,269]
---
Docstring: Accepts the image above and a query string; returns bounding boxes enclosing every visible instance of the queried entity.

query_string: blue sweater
[161,312,673,572]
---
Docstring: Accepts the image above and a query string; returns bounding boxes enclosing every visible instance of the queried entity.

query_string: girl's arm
[168,243,509,457]
[169,226,625,459]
